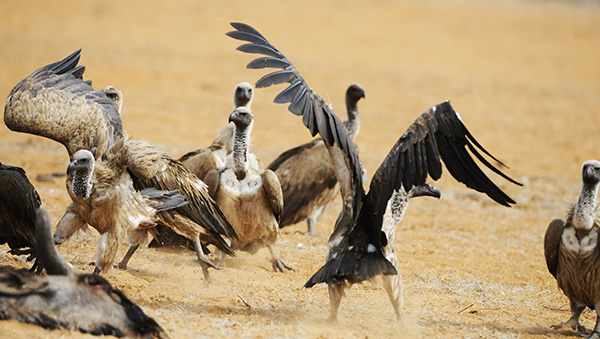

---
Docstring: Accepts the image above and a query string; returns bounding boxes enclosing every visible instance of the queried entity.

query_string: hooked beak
[228,110,239,123]
[67,160,78,175]
[411,183,441,199]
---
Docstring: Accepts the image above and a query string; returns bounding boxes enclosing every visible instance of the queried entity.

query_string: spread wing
[544,218,564,279]
[227,22,364,245]
[4,49,123,159]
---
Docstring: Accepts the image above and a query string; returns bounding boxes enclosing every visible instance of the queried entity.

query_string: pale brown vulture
[102,85,123,114]
[4,50,237,279]
[0,163,43,273]
[204,107,293,272]
[0,206,168,338]
[268,84,365,236]
[545,160,600,338]
[228,22,521,321]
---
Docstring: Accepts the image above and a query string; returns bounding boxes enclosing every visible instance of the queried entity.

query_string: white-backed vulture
[0,162,43,273]
[3,50,237,279]
[179,82,254,181]
[545,160,600,338]
[204,107,293,272]
[268,84,365,236]
[149,82,254,249]
[228,22,521,321]
[0,206,168,339]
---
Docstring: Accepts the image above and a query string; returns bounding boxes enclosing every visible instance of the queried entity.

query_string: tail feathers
[140,188,189,212]
[304,250,397,288]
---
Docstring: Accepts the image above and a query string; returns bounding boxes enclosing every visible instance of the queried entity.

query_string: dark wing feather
[0,163,43,273]
[4,49,123,159]
[544,218,564,279]
[367,102,521,230]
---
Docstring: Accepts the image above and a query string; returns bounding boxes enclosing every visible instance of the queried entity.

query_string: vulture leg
[307,217,317,237]
[93,232,121,274]
[591,301,600,339]
[267,244,294,272]
[552,299,586,333]
[117,229,148,270]
[54,209,86,244]
[382,259,403,321]
[327,284,345,323]
[193,236,220,281]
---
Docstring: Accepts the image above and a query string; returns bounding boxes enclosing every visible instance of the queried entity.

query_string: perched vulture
[179,82,254,181]
[268,84,365,236]
[0,206,168,339]
[4,50,237,279]
[0,163,43,273]
[545,160,600,338]
[204,107,293,272]
[228,22,521,321]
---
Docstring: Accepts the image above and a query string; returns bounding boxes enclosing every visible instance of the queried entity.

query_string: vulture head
[582,160,600,188]
[409,182,441,199]
[102,86,123,115]
[68,150,95,199]
[229,107,254,132]
[233,82,254,109]
[346,83,366,104]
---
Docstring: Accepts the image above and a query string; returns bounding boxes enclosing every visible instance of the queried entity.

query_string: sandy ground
[1,0,600,338]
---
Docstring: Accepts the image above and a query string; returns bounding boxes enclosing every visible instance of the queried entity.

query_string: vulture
[0,163,43,273]
[4,50,237,279]
[0,206,168,339]
[204,107,293,272]
[227,22,521,321]
[150,82,254,248]
[268,84,365,236]
[545,160,600,338]
[179,82,254,181]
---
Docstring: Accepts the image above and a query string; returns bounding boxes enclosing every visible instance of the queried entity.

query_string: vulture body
[204,107,293,272]
[268,84,365,236]
[0,163,43,273]
[228,22,521,321]
[151,82,255,249]
[545,160,600,338]
[4,50,237,279]
[0,207,168,339]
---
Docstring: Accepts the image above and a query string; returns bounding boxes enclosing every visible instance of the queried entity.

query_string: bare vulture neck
[72,166,94,199]
[345,97,360,139]
[232,123,252,180]
[573,181,599,230]
[382,188,411,239]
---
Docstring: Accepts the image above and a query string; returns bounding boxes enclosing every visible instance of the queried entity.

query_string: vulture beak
[228,110,240,124]
[411,183,441,199]
[582,160,600,186]
[67,159,78,175]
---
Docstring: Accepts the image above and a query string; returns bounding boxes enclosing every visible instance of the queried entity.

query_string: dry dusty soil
[1,0,599,338]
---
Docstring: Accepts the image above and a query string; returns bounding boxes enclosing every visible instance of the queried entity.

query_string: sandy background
[1,0,599,338]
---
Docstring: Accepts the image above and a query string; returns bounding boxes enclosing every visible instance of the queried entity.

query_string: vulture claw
[272,259,295,272]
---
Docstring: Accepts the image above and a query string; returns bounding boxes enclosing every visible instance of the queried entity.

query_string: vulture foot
[551,320,586,333]
[272,258,295,273]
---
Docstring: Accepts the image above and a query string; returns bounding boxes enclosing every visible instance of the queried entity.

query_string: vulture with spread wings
[4,50,237,280]
[227,22,521,321]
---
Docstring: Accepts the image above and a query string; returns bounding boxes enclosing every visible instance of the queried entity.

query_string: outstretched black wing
[228,22,521,286]
[4,49,124,159]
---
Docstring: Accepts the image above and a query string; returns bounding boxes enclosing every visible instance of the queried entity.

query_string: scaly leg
[267,244,294,272]
[194,236,219,281]
[552,298,586,333]
[327,284,345,323]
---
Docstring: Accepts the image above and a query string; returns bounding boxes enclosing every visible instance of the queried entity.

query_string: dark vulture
[204,107,293,272]
[545,160,600,338]
[0,206,168,338]
[0,163,43,273]
[268,84,365,236]
[227,22,521,321]
[3,50,237,279]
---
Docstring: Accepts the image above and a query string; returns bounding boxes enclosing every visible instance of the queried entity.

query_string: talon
[272,259,294,272]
